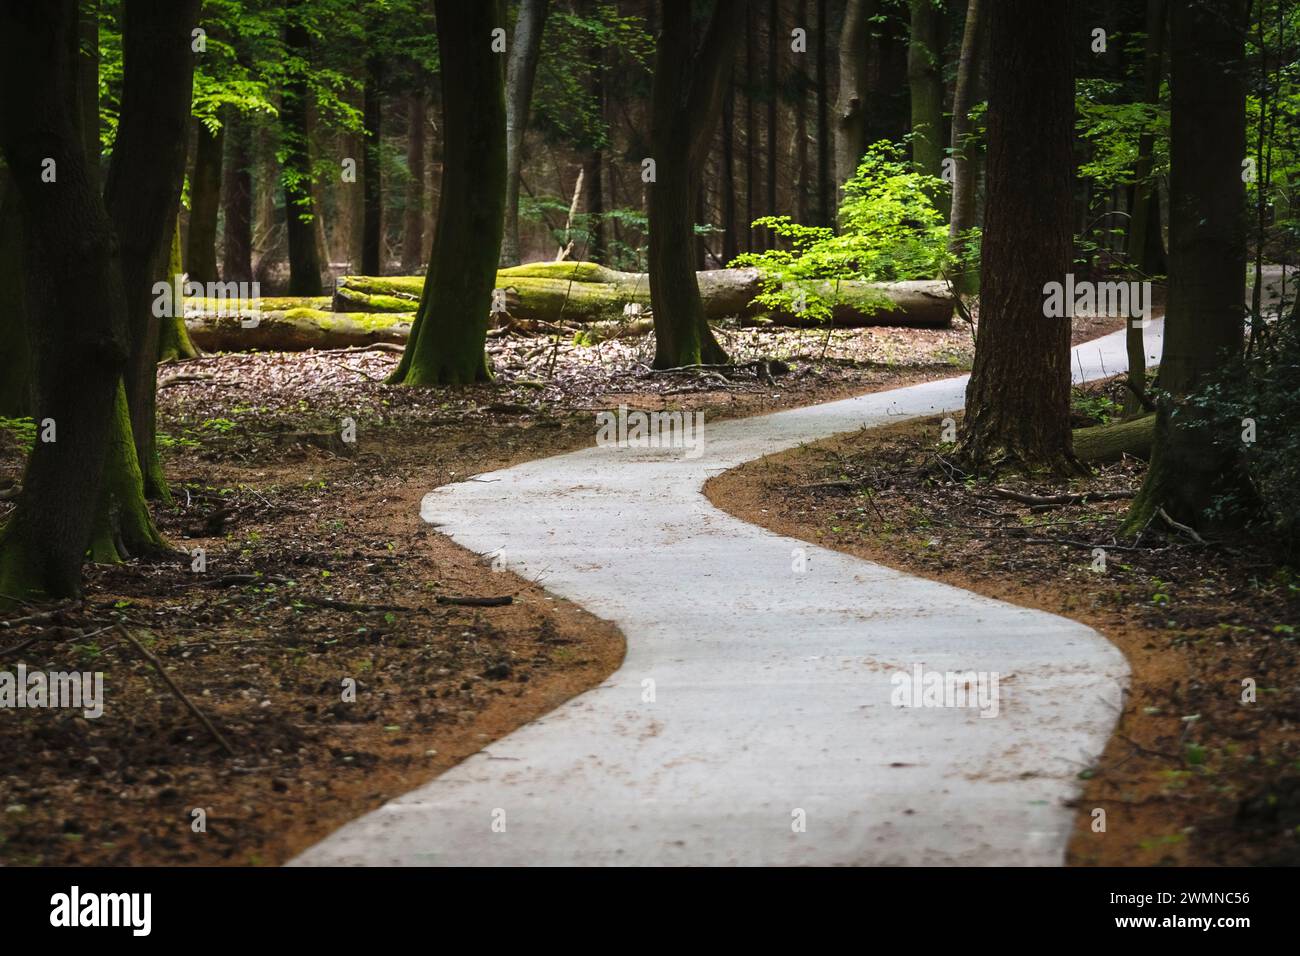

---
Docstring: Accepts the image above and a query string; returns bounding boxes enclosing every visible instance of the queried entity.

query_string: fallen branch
[981,487,1136,506]
[116,625,236,757]
[436,595,514,607]
[1157,507,1207,544]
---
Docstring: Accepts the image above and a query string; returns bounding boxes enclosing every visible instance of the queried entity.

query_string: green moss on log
[1072,413,1154,463]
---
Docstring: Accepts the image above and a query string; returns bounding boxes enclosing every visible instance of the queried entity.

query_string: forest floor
[0,321,982,866]
[707,371,1300,866]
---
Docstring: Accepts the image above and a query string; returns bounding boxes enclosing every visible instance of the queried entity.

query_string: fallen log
[334,261,954,328]
[186,307,413,351]
[1072,414,1155,463]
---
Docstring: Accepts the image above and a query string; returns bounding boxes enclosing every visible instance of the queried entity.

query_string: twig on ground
[115,625,236,757]
[1156,507,1207,544]
[436,595,513,607]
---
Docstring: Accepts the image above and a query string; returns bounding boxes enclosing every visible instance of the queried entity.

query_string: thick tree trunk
[835,0,874,210]
[222,110,254,282]
[1123,0,1249,534]
[104,0,201,509]
[186,117,224,285]
[401,91,426,272]
[391,0,508,385]
[947,0,985,293]
[0,0,129,604]
[282,4,324,296]
[907,0,945,185]
[500,0,549,267]
[722,76,739,262]
[1123,0,1168,415]
[956,0,1079,473]
[793,0,810,224]
[362,51,384,276]
[647,0,745,369]
[765,0,778,236]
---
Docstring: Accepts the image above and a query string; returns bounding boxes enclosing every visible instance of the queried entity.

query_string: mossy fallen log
[185,307,413,351]
[334,261,953,328]
[1072,413,1154,463]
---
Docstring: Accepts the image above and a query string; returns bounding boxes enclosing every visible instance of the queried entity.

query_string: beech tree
[390,0,507,385]
[647,0,746,369]
[947,0,985,293]
[500,0,550,267]
[956,0,1078,472]
[0,0,129,603]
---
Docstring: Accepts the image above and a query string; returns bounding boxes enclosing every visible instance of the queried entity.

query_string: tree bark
[186,117,224,285]
[500,0,549,267]
[0,0,130,603]
[647,0,746,369]
[947,0,985,293]
[814,0,832,227]
[956,0,1079,473]
[907,0,944,183]
[282,2,324,296]
[222,110,254,282]
[1123,0,1168,415]
[835,0,874,210]
[361,50,384,276]
[391,0,508,385]
[1123,0,1249,533]
[104,0,201,510]
[402,91,426,272]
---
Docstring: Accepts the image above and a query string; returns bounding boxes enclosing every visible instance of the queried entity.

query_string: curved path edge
[292,322,1162,866]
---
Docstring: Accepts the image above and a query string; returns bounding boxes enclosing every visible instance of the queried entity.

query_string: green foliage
[1075,78,1169,191]
[1186,318,1300,555]
[0,417,36,454]
[730,142,950,322]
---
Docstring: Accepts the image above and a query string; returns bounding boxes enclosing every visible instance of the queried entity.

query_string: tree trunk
[361,51,384,276]
[722,74,739,262]
[0,0,130,604]
[1123,0,1249,533]
[648,0,745,369]
[159,216,200,361]
[956,0,1079,473]
[947,0,985,293]
[391,0,508,385]
[835,0,874,209]
[1123,0,1168,415]
[907,0,945,185]
[583,2,606,264]
[402,91,426,272]
[186,117,224,285]
[500,0,549,267]
[104,0,201,509]
[794,0,810,224]
[282,3,324,296]
[0,170,32,418]
[765,0,779,235]
[222,110,254,282]
[815,0,832,227]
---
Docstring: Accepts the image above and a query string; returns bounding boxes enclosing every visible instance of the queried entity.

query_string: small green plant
[0,416,37,453]
[732,142,953,324]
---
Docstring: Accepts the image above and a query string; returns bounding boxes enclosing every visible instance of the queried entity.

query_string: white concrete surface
[291,321,1162,867]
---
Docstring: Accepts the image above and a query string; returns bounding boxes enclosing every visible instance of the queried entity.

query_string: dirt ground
[706,372,1300,867]
[0,323,970,866]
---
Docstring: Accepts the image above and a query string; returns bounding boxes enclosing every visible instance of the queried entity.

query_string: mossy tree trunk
[159,216,200,362]
[647,0,744,370]
[956,0,1080,474]
[282,1,324,297]
[391,0,508,386]
[1122,0,1250,535]
[104,0,200,507]
[186,115,224,285]
[0,0,130,605]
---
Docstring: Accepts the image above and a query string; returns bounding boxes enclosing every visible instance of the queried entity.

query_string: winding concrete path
[292,322,1162,867]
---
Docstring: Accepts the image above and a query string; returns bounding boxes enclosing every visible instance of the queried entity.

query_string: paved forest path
[292,321,1162,866]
